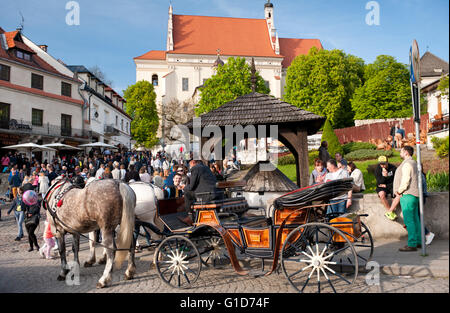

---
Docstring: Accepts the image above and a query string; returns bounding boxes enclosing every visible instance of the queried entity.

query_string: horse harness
[43,178,130,252]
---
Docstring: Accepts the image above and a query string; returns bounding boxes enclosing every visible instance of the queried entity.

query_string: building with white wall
[0,27,88,161]
[134,1,322,138]
[66,66,132,149]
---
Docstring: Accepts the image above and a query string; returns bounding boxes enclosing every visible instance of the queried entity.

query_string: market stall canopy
[42,143,82,150]
[78,142,118,149]
[2,143,57,152]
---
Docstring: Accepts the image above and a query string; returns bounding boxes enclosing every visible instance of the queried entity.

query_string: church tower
[265,1,280,55]
[166,4,174,51]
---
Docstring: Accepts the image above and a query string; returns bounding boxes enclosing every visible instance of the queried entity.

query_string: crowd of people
[0,140,435,254]
[0,148,242,252]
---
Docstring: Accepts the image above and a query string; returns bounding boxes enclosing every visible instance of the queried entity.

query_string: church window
[152,74,159,86]
[182,77,189,91]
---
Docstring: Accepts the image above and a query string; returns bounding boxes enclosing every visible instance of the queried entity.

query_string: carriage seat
[222,216,271,228]
[191,197,249,214]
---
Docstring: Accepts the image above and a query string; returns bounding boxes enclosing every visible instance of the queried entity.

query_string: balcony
[104,124,120,136]
[0,119,89,139]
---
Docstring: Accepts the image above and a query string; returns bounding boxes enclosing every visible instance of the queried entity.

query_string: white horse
[83,178,165,267]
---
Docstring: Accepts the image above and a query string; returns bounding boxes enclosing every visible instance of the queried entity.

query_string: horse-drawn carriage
[44,175,373,293]
[145,177,373,293]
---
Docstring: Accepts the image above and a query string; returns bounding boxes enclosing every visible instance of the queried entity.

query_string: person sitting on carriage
[179,160,221,225]
[164,173,185,199]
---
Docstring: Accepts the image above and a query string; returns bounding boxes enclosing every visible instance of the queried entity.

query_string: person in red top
[39,216,56,259]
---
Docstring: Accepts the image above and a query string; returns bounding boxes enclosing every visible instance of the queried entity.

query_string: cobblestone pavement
[0,208,448,293]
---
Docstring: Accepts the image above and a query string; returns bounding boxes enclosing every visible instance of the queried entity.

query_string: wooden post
[279,126,309,188]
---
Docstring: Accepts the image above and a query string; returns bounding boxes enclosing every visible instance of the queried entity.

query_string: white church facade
[134,1,322,130]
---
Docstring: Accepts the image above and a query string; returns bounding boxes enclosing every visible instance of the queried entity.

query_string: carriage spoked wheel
[280,223,358,293]
[347,221,374,268]
[154,235,202,289]
[198,235,230,269]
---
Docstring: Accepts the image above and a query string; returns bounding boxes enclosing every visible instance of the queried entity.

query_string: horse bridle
[43,177,74,217]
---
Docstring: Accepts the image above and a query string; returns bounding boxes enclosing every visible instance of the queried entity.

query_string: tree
[160,98,195,143]
[321,118,343,158]
[89,65,113,87]
[438,75,449,97]
[123,81,159,148]
[351,55,413,120]
[196,57,270,115]
[283,47,365,128]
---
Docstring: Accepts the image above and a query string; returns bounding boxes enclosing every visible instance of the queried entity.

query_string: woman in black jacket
[23,196,41,252]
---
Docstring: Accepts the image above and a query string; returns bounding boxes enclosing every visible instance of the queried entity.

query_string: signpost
[409,40,426,256]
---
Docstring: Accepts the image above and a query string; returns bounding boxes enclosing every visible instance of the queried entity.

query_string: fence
[0,119,89,139]
[334,114,429,144]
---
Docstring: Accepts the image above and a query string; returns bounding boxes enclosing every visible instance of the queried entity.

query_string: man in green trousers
[393,145,421,251]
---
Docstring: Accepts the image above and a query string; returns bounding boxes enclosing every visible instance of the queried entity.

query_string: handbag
[25,214,39,228]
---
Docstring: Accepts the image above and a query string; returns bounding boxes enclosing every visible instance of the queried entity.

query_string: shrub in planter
[343,142,376,154]
[426,171,449,192]
[278,154,296,165]
[345,149,393,161]
[431,136,449,159]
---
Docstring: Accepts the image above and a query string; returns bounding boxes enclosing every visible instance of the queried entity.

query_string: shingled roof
[186,92,325,135]
[420,52,449,78]
[242,161,298,192]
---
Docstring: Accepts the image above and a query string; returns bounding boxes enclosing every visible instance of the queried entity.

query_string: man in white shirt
[325,159,352,216]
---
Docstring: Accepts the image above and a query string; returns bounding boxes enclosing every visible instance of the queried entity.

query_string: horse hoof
[98,259,107,265]
[96,282,105,289]
[57,275,66,281]
[84,261,94,268]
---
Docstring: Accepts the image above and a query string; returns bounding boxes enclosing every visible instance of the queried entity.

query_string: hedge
[343,142,376,155]
[277,150,320,166]
[344,149,393,161]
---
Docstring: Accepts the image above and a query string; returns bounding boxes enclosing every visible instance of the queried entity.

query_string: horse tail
[115,183,136,269]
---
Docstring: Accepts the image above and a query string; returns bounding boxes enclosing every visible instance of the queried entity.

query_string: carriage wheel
[281,223,358,293]
[198,235,229,268]
[154,236,202,289]
[351,222,374,268]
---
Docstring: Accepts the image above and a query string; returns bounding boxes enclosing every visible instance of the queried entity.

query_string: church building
[134,1,322,135]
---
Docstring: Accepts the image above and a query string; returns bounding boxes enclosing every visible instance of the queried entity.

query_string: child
[39,217,56,259]
[38,172,49,198]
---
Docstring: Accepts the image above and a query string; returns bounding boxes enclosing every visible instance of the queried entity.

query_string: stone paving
[0,206,448,293]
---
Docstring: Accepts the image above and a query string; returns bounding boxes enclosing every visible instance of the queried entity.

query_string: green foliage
[431,136,449,158]
[351,55,413,120]
[438,76,449,97]
[196,57,270,115]
[283,47,365,128]
[308,150,319,166]
[123,80,159,148]
[426,171,449,192]
[342,142,376,154]
[278,154,296,165]
[344,149,393,161]
[321,119,343,158]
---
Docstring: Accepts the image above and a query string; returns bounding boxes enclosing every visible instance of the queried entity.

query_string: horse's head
[43,176,72,213]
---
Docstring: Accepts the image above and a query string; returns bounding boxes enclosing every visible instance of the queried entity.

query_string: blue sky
[1,0,448,95]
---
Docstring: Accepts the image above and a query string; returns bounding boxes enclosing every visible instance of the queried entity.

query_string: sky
[0,0,448,95]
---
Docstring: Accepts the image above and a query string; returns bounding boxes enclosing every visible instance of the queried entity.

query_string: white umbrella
[42,143,82,150]
[79,142,117,149]
[2,143,56,160]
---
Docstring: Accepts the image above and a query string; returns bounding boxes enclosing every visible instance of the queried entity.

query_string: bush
[431,136,449,159]
[345,149,393,161]
[426,171,449,192]
[343,142,376,154]
[308,150,319,166]
[278,154,296,165]
[321,118,343,158]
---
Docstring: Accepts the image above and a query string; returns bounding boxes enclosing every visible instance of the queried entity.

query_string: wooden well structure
[185,92,325,188]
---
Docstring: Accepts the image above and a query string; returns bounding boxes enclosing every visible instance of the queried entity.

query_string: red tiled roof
[0,29,76,80]
[279,38,323,68]
[134,50,167,60]
[0,79,84,106]
[170,15,282,58]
